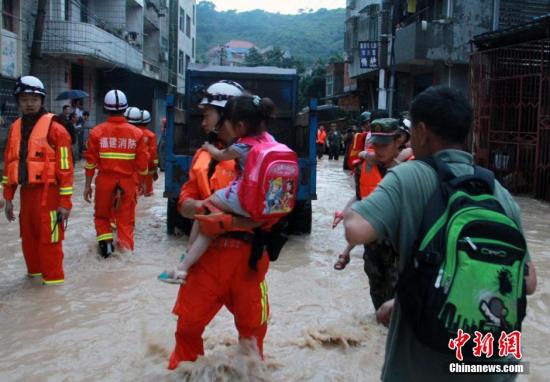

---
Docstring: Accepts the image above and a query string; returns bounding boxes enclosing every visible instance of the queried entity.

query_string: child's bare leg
[177,232,211,275]
[188,219,200,247]
[334,243,354,270]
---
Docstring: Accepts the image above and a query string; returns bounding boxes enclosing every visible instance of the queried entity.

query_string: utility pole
[387,0,399,117]
[30,0,48,75]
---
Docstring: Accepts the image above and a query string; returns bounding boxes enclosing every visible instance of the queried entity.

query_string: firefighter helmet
[104,89,128,111]
[13,76,46,98]
[124,106,142,124]
[141,109,151,124]
[199,80,244,108]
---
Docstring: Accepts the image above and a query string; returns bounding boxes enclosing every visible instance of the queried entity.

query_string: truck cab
[163,64,317,235]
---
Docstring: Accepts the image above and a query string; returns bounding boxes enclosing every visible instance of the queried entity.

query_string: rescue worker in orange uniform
[137,110,158,196]
[83,90,148,257]
[2,76,74,285]
[316,125,327,159]
[168,80,271,369]
[333,119,414,313]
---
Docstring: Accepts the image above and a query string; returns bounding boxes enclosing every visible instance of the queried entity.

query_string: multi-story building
[344,0,550,115]
[174,0,196,109]
[1,0,34,147]
[344,0,390,112]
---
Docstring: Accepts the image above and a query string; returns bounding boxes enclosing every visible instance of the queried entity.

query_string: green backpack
[397,157,527,356]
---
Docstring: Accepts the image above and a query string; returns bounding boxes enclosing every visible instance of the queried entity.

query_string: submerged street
[0,159,549,381]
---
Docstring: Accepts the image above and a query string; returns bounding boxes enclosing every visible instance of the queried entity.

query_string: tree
[299,59,326,107]
[264,46,286,67]
[244,47,264,67]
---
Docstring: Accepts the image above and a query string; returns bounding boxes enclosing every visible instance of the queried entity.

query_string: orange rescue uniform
[2,113,74,284]
[84,115,148,251]
[316,129,327,145]
[347,132,368,170]
[140,127,158,196]
[169,148,270,369]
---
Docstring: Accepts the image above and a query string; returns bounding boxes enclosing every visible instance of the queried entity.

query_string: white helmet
[140,109,151,124]
[199,80,244,108]
[104,89,128,111]
[13,76,46,97]
[124,106,142,124]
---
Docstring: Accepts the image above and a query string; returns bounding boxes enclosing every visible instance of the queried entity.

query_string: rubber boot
[98,240,115,258]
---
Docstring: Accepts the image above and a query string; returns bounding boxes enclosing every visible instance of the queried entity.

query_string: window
[193,4,196,24]
[326,75,334,97]
[179,7,184,32]
[80,0,88,22]
[2,0,15,32]
[185,54,190,71]
[192,38,195,58]
[64,0,70,21]
[178,50,184,74]
[186,14,191,37]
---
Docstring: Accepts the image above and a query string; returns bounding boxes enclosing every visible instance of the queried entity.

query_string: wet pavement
[0,159,548,381]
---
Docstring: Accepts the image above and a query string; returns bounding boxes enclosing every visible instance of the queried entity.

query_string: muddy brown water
[0,159,548,381]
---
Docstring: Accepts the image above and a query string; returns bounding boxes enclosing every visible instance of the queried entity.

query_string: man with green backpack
[344,86,537,381]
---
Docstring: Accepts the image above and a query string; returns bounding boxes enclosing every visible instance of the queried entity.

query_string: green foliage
[197,1,345,66]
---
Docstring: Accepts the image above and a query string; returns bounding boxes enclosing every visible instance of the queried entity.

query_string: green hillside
[197,2,345,65]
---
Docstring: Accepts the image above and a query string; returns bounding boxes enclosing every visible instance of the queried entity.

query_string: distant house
[206,40,257,66]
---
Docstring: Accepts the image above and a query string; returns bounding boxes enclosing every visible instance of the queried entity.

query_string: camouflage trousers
[363,242,398,310]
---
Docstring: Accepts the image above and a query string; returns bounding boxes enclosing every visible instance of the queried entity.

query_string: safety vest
[191,148,236,198]
[316,130,327,145]
[3,114,58,187]
[356,154,414,199]
[357,160,383,200]
[347,132,368,169]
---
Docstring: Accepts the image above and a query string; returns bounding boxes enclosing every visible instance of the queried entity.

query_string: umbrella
[56,89,89,100]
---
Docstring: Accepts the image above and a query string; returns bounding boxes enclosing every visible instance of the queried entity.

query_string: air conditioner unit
[159,51,169,62]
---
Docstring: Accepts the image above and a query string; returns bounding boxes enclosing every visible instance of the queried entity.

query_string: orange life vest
[316,129,327,145]
[191,148,236,198]
[347,132,368,169]
[357,160,383,200]
[356,154,414,199]
[3,114,57,187]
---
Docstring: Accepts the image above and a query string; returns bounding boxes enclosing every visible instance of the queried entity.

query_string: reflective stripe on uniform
[139,169,148,176]
[260,280,268,325]
[85,162,97,170]
[1,176,8,184]
[153,159,159,164]
[50,211,59,243]
[59,186,73,196]
[99,152,136,160]
[27,272,42,278]
[60,147,70,170]
[43,279,64,285]
[97,233,114,242]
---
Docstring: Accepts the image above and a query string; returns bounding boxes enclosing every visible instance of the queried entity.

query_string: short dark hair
[83,111,89,117]
[69,112,77,119]
[62,105,71,111]
[410,86,473,143]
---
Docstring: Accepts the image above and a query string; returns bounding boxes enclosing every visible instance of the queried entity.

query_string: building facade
[0,0,197,144]
[344,0,550,115]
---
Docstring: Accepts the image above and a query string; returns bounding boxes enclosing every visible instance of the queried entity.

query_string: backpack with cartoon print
[238,132,299,222]
[397,156,528,356]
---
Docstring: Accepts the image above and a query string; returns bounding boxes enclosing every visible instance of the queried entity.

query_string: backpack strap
[419,156,495,195]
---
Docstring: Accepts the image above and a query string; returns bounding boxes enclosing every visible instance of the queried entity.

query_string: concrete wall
[89,0,126,30]
[176,0,197,95]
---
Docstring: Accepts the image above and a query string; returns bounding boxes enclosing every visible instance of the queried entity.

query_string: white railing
[42,20,143,72]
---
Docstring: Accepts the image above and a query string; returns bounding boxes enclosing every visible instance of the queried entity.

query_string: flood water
[0,159,549,381]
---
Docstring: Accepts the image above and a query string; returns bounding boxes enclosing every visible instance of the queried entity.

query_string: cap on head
[13,76,46,98]
[104,89,128,112]
[124,106,142,124]
[140,109,151,124]
[359,111,371,124]
[199,80,244,109]
[368,118,400,144]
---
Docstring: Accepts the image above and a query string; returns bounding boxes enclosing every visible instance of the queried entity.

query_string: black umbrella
[56,89,89,100]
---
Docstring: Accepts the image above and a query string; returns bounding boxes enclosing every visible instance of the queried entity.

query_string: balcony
[394,19,468,66]
[42,20,143,73]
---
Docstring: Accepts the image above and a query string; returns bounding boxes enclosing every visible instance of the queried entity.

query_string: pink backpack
[238,132,300,222]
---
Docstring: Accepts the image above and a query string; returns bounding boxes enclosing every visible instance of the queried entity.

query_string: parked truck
[163,64,318,235]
